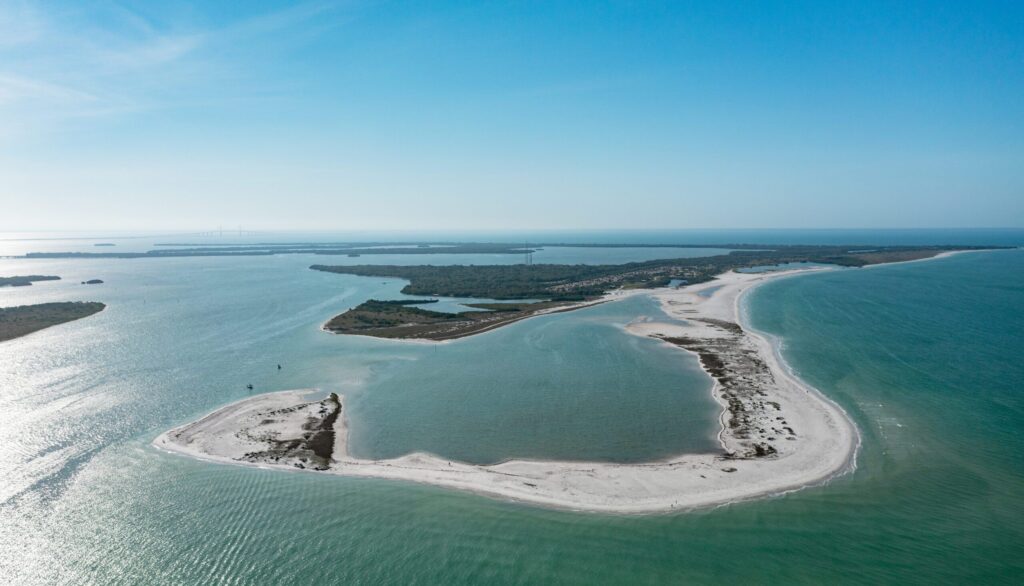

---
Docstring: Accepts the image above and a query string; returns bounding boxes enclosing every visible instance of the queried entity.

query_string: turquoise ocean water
[1,237,1022,583]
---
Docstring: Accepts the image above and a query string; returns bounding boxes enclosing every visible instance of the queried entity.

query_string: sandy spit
[153,267,869,514]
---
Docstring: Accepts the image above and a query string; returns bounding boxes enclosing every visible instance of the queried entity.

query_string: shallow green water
[1,248,1022,583]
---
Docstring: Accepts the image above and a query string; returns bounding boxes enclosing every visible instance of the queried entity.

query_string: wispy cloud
[0,73,98,105]
[88,32,205,71]
[0,1,357,141]
[0,0,46,47]
[224,1,343,39]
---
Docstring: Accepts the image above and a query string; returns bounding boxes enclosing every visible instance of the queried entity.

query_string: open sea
[1,230,1022,584]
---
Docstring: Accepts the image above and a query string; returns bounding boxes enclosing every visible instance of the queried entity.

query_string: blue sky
[1,1,1022,231]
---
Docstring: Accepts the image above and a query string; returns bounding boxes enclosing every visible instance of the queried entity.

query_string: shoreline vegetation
[322,298,603,340]
[312,245,979,341]
[0,275,60,287]
[0,302,106,342]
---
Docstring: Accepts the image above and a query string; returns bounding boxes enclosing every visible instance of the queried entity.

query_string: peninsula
[323,298,602,340]
[0,302,106,342]
[156,266,858,513]
[311,245,980,341]
[155,249,986,512]
[0,275,61,287]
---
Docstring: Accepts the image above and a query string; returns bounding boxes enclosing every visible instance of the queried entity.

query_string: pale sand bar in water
[154,268,859,513]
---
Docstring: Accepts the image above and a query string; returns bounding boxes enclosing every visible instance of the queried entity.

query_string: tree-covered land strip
[371,299,439,305]
[314,244,993,341]
[0,275,61,287]
[23,243,533,259]
[311,245,979,300]
[0,302,106,342]
[323,299,576,340]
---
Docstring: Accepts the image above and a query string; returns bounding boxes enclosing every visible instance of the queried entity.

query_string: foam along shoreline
[155,268,859,514]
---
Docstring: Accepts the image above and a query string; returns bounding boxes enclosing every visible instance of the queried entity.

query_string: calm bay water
[349,295,718,464]
[1,237,1022,583]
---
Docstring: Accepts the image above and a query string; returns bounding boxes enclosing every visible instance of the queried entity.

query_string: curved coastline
[736,270,863,483]
[154,265,870,514]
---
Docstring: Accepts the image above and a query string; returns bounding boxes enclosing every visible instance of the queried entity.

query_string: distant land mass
[313,245,982,299]
[22,242,537,259]
[19,240,847,260]
[323,298,589,340]
[0,302,106,342]
[0,275,61,287]
[312,245,992,340]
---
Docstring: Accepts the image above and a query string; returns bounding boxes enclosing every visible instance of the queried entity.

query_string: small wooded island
[0,302,106,342]
[324,298,585,340]
[0,275,61,287]
[312,245,985,341]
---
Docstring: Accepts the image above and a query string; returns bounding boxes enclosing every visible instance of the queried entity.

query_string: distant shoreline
[310,246,984,342]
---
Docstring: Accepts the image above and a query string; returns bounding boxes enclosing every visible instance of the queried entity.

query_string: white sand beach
[154,268,860,513]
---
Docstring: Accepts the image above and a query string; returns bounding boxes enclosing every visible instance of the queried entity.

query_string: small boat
[246,384,253,390]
